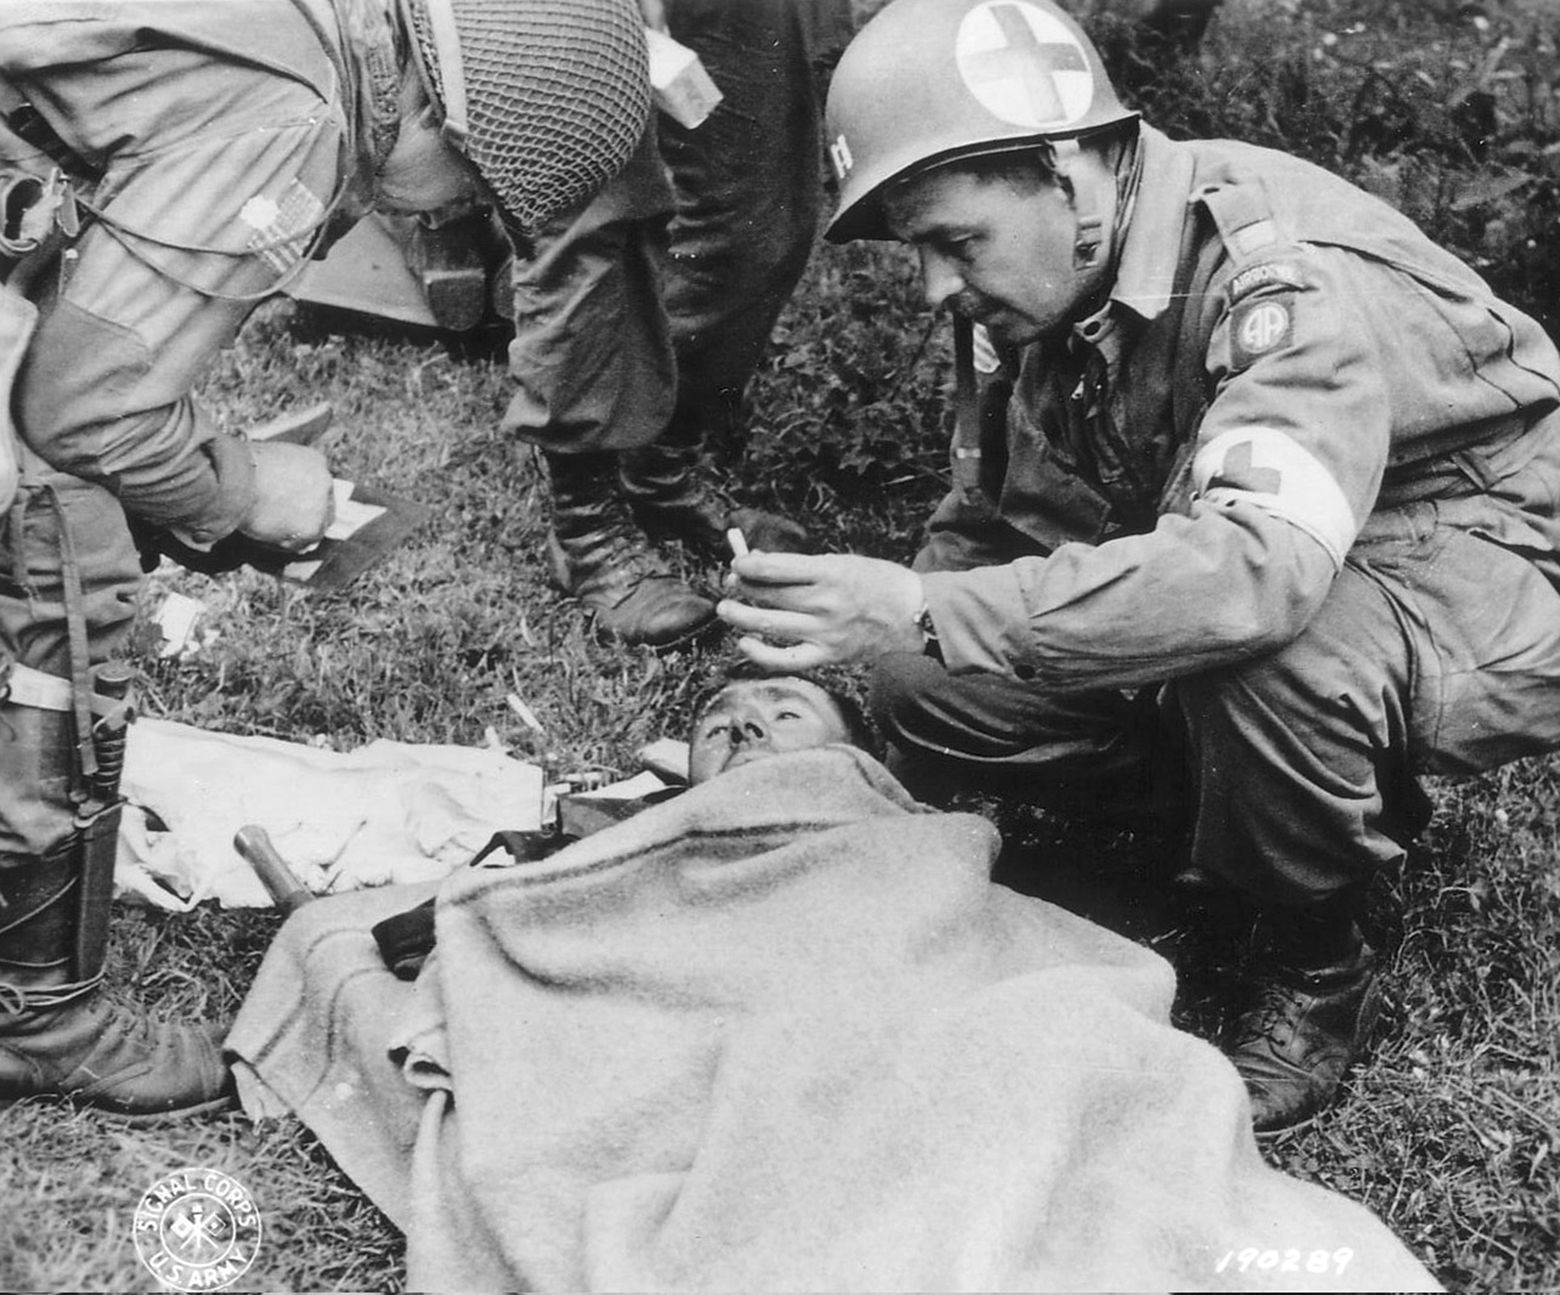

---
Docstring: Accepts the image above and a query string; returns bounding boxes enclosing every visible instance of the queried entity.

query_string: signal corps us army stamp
[133,1167,262,1291]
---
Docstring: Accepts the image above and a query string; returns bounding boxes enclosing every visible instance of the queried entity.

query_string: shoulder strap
[409,0,470,150]
[950,315,984,496]
[0,285,35,518]
[1192,177,1281,264]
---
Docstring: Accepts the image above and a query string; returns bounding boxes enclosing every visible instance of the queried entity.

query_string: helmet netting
[410,0,650,234]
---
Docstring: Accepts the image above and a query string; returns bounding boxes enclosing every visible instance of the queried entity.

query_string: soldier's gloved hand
[238,440,335,553]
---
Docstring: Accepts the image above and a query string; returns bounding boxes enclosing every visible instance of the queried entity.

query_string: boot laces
[104,1001,189,1051]
[594,522,673,580]
[1232,979,1303,1050]
[0,971,103,1017]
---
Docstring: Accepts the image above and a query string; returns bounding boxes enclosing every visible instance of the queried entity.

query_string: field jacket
[0,0,476,534]
[917,125,1560,692]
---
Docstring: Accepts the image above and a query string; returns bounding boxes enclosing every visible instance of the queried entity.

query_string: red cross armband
[1190,427,1360,569]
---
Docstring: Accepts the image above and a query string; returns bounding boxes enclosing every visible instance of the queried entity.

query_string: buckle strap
[414,0,470,150]
[1,662,138,766]
[23,483,99,789]
[951,316,982,500]
[1194,172,1282,262]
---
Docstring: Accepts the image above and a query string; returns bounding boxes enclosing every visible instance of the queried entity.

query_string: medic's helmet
[824,0,1136,242]
[407,0,651,236]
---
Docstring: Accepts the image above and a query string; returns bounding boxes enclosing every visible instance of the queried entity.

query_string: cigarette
[726,527,749,558]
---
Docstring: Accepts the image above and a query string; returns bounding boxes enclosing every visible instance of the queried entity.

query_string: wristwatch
[915,600,943,664]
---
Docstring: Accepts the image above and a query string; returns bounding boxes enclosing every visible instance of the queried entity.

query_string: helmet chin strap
[1046,137,1105,271]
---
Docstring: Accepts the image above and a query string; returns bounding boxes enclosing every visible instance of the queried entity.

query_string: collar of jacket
[1092,124,1195,327]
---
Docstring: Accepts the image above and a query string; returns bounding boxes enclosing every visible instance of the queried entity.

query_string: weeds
[1102,0,1560,333]
[4,1,1559,1290]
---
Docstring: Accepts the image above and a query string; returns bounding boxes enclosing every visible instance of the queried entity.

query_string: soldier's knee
[1176,615,1398,760]
[1177,638,1318,728]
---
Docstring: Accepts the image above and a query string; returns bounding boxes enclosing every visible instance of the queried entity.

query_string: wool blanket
[228,746,1438,1292]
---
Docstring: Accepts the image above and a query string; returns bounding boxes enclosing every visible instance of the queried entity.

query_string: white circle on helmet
[955,2,1095,129]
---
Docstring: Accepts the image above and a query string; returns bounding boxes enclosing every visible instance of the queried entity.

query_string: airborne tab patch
[1228,261,1306,302]
[1229,294,1295,369]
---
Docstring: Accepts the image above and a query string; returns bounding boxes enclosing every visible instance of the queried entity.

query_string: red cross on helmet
[824,0,1136,242]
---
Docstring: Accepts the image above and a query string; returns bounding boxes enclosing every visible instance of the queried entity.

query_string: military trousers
[0,454,140,863]
[502,0,854,456]
[873,502,1560,904]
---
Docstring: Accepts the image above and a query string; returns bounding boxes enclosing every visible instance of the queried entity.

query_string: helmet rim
[823,0,1136,243]
[824,122,1138,244]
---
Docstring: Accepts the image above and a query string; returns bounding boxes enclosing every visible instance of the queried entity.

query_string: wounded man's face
[687,678,857,785]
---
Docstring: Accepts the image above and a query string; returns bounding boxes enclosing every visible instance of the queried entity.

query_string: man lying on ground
[368,672,875,976]
[227,675,1438,1293]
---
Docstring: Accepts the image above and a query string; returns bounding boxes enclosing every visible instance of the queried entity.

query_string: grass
[5,1,1560,1290]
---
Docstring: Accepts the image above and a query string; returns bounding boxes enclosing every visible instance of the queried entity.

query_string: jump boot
[619,419,812,561]
[1225,892,1382,1134]
[544,450,715,647]
[0,699,231,1120]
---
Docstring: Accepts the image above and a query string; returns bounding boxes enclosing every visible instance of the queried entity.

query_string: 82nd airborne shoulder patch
[1229,293,1295,369]
[1226,259,1305,371]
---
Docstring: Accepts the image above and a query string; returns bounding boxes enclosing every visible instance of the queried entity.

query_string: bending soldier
[0,0,650,1119]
